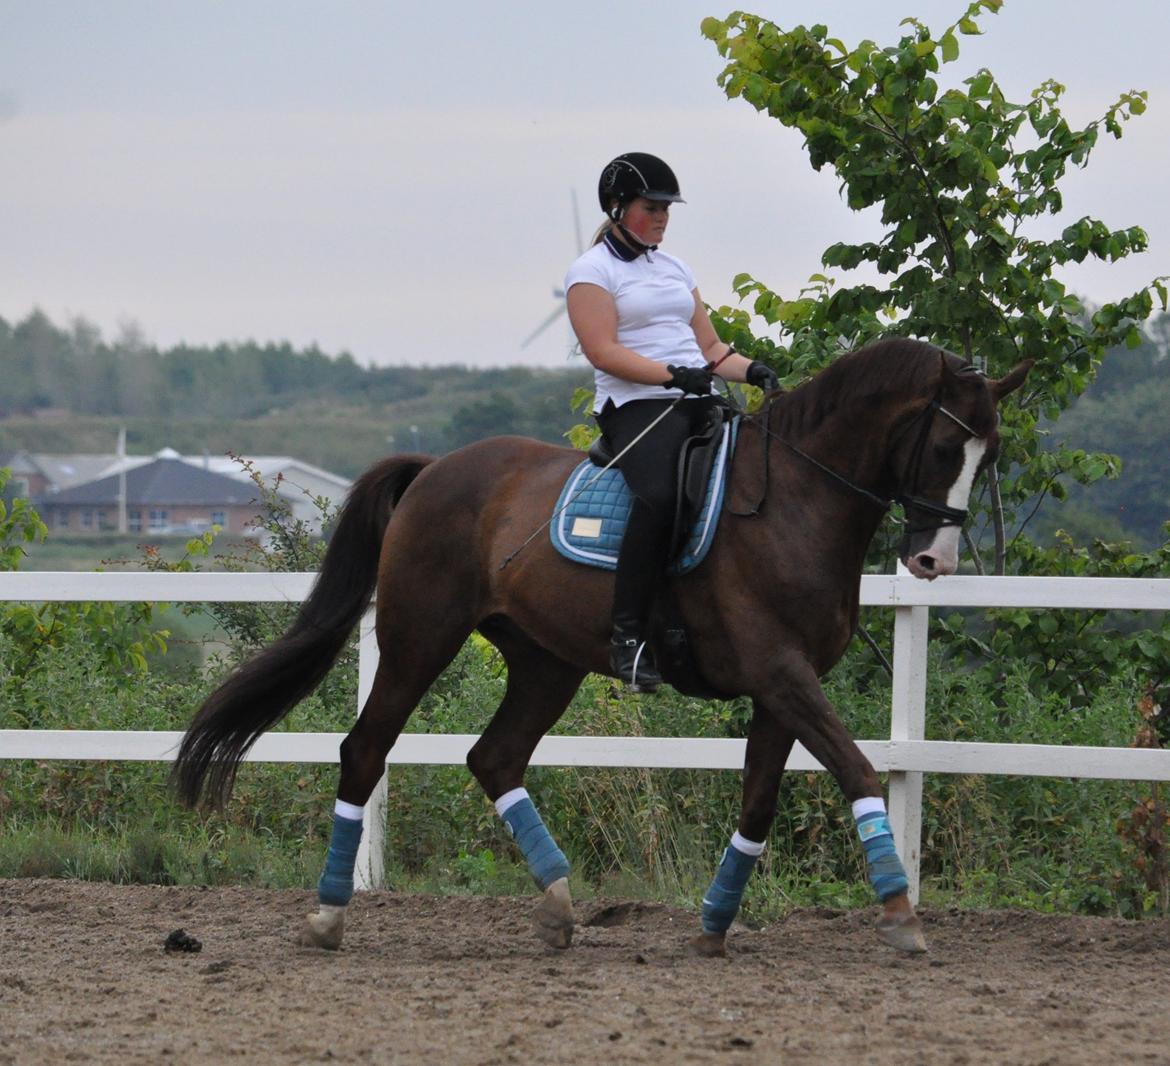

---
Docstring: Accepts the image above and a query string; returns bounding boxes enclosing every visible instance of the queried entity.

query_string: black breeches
[595,397,714,630]
[596,397,714,513]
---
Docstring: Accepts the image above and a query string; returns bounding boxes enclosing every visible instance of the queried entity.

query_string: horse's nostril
[917,555,937,571]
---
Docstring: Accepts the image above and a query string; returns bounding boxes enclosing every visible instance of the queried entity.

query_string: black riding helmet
[597,152,685,220]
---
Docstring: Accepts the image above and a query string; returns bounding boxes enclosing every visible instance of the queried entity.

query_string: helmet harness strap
[607,203,657,256]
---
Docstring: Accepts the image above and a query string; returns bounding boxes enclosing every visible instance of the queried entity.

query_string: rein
[734,391,978,532]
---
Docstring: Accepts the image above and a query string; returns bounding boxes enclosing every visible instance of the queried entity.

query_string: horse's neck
[737,399,894,570]
[789,393,896,487]
[763,392,895,498]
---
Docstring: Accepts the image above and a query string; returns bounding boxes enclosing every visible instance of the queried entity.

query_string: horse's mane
[772,337,957,436]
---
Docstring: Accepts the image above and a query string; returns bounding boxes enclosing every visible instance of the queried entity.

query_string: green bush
[0,624,1160,918]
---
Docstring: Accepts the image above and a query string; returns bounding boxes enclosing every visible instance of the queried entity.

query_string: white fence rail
[2,571,1169,901]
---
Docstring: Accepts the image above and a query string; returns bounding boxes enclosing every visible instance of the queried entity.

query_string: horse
[173,337,1031,957]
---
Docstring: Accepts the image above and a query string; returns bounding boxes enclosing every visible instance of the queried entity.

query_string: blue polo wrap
[856,811,909,901]
[318,811,363,906]
[701,844,760,934]
[501,797,570,890]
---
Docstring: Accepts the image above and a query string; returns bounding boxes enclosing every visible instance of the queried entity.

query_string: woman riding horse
[567,152,779,691]
[173,332,1029,959]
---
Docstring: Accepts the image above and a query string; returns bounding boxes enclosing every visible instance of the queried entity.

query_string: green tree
[701,1,1166,573]
[446,392,523,449]
[1041,318,1170,548]
[0,469,48,573]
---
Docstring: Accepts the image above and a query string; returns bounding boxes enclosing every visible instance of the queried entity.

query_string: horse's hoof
[533,877,574,949]
[688,931,727,958]
[876,912,927,954]
[299,904,346,950]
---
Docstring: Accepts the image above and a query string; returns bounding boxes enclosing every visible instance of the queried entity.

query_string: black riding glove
[746,360,780,392]
[664,364,713,397]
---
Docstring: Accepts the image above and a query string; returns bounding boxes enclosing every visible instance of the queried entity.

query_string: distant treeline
[0,311,591,458]
[0,311,374,418]
[1040,312,1170,549]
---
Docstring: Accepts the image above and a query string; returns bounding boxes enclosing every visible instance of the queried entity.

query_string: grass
[0,628,1163,919]
[0,819,323,889]
[18,532,262,572]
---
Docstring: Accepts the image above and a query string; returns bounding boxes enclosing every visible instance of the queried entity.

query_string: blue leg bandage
[856,809,909,902]
[318,810,364,906]
[499,793,570,890]
[701,835,763,935]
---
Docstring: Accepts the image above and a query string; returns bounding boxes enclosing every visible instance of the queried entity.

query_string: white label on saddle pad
[571,517,604,539]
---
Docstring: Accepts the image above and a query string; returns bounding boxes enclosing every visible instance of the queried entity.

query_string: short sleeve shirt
[564,241,708,411]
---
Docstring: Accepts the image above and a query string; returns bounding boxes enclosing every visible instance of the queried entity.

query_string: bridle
[731,388,983,534]
[890,396,981,534]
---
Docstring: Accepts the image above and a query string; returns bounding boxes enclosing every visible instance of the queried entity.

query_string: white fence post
[354,608,386,891]
[887,592,929,904]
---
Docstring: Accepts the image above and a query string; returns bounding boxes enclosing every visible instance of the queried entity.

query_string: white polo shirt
[564,239,708,411]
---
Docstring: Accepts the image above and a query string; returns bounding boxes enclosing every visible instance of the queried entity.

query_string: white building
[4,447,351,536]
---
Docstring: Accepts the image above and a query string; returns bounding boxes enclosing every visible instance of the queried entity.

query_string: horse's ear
[990,359,1035,400]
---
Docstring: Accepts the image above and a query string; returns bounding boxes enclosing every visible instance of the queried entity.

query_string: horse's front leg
[691,704,794,958]
[758,651,927,954]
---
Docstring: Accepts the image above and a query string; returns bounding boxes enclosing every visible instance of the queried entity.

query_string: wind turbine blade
[521,304,567,349]
[571,189,584,255]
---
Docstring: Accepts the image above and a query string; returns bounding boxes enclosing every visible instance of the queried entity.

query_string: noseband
[891,398,978,533]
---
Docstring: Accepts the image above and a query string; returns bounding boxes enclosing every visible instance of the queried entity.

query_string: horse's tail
[172,455,434,809]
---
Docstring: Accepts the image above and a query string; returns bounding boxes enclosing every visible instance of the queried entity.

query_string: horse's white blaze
[907,437,987,580]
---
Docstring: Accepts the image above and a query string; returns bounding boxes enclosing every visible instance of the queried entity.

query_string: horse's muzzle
[902,524,962,580]
[904,551,952,580]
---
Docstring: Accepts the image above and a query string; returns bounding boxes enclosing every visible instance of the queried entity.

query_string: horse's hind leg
[466,622,585,949]
[692,705,794,958]
[302,627,468,950]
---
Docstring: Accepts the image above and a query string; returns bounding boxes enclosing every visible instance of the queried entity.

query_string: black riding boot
[610,627,664,692]
[609,501,667,692]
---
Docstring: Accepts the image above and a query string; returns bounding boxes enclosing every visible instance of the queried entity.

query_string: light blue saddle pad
[550,419,738,574]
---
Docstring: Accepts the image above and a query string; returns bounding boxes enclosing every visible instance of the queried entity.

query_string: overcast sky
[2,1,1166,368]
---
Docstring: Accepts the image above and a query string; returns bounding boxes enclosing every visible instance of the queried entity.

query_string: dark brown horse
[174,337,1030,955]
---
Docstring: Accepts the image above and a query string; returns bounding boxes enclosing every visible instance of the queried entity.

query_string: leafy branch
[700,2,1166,572]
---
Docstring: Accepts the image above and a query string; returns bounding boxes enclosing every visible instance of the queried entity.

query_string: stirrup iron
[610,636,662,693]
